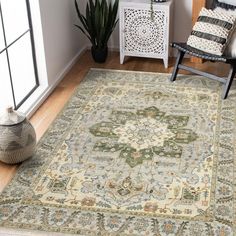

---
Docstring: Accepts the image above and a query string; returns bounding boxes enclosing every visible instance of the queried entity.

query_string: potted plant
[75,0,119,63]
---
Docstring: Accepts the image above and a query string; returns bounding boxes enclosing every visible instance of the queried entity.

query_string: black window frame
[0,0,39,110]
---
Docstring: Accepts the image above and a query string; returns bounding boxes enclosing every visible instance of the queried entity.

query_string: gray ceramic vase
[0,107,36,164]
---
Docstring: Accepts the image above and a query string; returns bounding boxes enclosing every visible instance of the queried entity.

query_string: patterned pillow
[187,7,236,56]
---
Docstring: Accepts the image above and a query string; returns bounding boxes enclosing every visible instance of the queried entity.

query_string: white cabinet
[119,0,173,68]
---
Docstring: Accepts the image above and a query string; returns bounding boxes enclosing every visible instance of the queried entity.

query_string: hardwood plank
[0,51,229,192]
[0,164,18,193]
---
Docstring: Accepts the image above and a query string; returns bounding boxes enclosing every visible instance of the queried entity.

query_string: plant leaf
[74,25,92,43]
[74,0,119,49]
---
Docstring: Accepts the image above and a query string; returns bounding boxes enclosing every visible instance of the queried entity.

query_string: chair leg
[170,50,185,82]
[222,64,236,99]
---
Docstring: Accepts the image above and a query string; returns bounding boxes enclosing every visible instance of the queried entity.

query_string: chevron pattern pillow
[187,7,236,56]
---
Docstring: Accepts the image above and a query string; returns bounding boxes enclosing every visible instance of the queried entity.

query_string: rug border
[0,68,234,236]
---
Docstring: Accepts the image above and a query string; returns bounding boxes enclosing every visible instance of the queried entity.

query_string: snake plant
[75,0,119,50]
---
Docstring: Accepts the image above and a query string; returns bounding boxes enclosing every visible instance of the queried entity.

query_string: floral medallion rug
[0,69,236,236]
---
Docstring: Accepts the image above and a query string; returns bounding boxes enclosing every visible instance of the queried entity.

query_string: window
[0,0,38,110]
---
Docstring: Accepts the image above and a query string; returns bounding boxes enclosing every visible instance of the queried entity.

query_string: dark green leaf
[74,0,119,49]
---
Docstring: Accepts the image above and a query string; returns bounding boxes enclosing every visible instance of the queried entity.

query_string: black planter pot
[91,46,108,63]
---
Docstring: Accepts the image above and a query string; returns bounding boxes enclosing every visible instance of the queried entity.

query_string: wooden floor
[0,50,229,192]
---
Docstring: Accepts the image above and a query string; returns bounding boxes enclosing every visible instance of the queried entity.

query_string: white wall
[38,0,209,79]
[37,0,208,83]
[37,0,208,84]
[38,0,87,86]
[172,0,193,42]
[21,0,87,116]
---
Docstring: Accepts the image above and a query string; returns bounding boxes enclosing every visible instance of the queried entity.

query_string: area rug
[0,69,236,236]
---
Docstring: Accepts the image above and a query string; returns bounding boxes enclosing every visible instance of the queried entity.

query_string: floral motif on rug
[90,106,197,167]
[0,69,235,236]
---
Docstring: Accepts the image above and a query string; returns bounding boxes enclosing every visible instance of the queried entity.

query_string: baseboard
[26,45,88,118]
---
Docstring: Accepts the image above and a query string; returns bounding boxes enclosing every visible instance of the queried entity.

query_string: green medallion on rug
[0,69,235,235]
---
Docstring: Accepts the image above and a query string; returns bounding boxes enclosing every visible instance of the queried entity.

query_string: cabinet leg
[163,58,168,69]
[120,53,125,64]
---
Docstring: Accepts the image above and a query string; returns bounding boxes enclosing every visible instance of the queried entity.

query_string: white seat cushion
[218,0,236,7]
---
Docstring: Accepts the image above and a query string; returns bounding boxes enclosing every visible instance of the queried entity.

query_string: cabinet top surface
[120,0,172,6]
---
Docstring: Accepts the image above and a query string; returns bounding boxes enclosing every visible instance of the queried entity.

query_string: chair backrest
[212,0,236,10]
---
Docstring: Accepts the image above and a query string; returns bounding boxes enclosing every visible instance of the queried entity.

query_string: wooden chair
[170,0,236,99]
